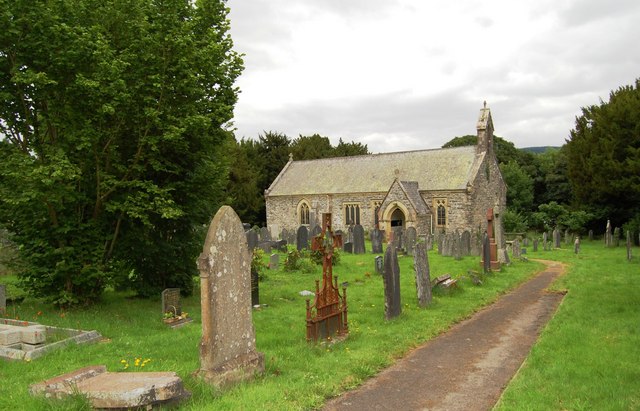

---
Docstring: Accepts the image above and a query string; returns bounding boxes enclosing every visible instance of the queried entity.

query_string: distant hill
[520,146,561,154]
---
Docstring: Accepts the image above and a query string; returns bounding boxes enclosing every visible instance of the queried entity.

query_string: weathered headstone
[0,284,5,315]
[512,238,521,259]
[353,224,366,254]
[605,220,612,247]
[574,236,581,254]
[161,288,182,317]
[246,230,258,253]
[195,206,264,388]
[343,242,353,253]
[311,224,322,238]
[614,227,621,247]
[480,208,500,271]
[453,232,462,261]
[523,237,529,247]
[553,228,561,248]
[482,232,491,273]
[588,229,594,241]
[383,243,401,320]
[414,242,432,308]
[543,232,549,251]
[405,227,417,256]
[251,268,259,306]
[461,231,471,256]
[564,229,571,245]
[371,228,383,254]
[533,238,539,252]
[259,226,271,242]
[374,255,384,275]
[296,226,309,251]
[627,231,632,261]
[392,227,404,252]
[270,253,279,270]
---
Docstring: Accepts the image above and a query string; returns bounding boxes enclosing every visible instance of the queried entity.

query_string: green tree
[291,134,334,160]
[0,0,243,305]
[501,161,534,213]
[333,138,369,157]
[565,79,640,226]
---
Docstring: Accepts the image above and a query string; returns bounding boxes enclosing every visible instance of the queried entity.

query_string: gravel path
[323,260,566,411]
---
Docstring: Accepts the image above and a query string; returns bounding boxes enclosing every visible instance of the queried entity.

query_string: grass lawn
[0,240,637,410]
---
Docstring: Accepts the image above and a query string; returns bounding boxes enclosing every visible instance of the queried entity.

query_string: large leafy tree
[0,0,243,305]
[566,79,640,226]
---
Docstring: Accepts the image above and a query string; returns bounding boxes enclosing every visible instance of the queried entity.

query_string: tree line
[1,0,638,306]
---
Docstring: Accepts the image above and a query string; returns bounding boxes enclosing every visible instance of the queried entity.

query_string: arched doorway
[390,208,405,227]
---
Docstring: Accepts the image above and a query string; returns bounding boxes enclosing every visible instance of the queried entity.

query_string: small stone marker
[626,231,632,261]
[553,228,561,248]
[512,238,521,258]
[574,236,580,254]
[614,227,621,247]
[588,229,594,241]
[259,226,271,242]
[343,242,353,253]
[383,243,401,320]
[30,365,190,409]
[461,231,471,256]
[605,220,612,247]
[270,253,279,270]
[162,288,182,317]
[374,255,384,275]
[353,224,366,254]
[533,238,539,252]
[542,232,548,251]
[246,229,258,253]
[196,206,264,388]
[414,242,432,307]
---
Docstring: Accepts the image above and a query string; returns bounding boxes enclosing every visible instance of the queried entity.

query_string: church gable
[378,179,431,231]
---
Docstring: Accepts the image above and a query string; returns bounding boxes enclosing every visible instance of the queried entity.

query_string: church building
[264,104,507,238]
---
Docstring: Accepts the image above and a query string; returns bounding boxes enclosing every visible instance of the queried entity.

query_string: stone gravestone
[542,232,549,251]
[605,220,612,247]
[270,253,279,270]
[392,227,404,252]
[512,238,521,259]
[311,224,322,238]
[481,232,491,273]
[564,229,571,245]
[296,226,309,251]
[414,242,432,308]
[251,268,259,307]
[461,231,471,256]
[405,227,417,256]
[383,243,401,320]
[533,238,539,252]
[574,236,580,254]
[453,232,462,261]
[614,227,621,247]
[162,288,182,317]
[374,255,384,275]
[196,206,264,388]
[588,229,594,241]
[370,228,383,254]
[552,228,561,248]
[259,226,271,242]
[0,284,5,315]
[353,224,366,254]
[523,237,529,247]
[343,242,353,254]
[627,231,632,261]
[246,230,258,253]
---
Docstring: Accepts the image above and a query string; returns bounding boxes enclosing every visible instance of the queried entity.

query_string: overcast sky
[226,0,640,153]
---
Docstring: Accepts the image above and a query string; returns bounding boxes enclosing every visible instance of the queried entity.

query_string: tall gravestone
[588,229,594,241]
[259,227,271,242]
[461,231,471,256]
[614,227,621,247]
[371,228,383,254]
[564,229,571,245]
[311,224,322,239]
[405,227,417,256]
[296,226,309,251]
[414,242,432,308]
[574,236,581,254]
[196,206,264,388]
[627,231,632,261]
[482,232,491,273]
[374,255,384,275]
[270,253,279,270]
[605,220,612,247]
[383,243,401,320]
[533,238,539,252]
[542,232,549,251]
[353,224,366,254]
[512,238,521,259]
[453,232,462,261]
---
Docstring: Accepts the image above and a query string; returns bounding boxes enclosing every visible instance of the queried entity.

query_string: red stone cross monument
[306,213,349,342]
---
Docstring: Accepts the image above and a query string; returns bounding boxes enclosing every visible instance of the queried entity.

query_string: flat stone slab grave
[0,318,101,361]
[30,365,190,409]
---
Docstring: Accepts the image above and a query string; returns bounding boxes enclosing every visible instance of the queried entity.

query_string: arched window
[299,202,310,225]
[435,198,447,227]
[344,203,361,225]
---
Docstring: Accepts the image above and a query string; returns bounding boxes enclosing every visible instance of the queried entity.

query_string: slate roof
[399,181,430,215]
[266,145,482,196]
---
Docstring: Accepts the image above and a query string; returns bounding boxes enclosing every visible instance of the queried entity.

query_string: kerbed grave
[0,318,101,361]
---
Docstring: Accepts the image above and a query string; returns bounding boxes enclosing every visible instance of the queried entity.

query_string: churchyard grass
[495,240,640,410]
[2,240,636,409]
